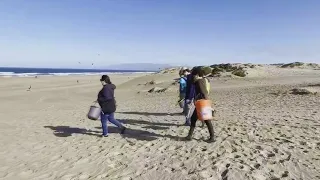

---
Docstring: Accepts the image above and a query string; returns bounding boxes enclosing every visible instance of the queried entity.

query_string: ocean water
[0,67,154,77]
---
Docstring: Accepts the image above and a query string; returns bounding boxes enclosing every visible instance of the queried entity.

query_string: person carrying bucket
[184,67,214,142]
[184,67,205,127]
[97,75,126,137]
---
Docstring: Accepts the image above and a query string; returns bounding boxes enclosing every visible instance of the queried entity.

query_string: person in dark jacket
[184,67,205,127]
[184,67,214,142]
[97,75,126,137]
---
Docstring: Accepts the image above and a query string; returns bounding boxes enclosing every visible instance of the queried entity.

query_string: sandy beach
[0,66,320,180]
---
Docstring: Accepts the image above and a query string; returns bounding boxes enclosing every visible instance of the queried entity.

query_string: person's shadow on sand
[117,111,182,116]
[44,125,179,141]
[44,126,100,137]
[118,118,180,127]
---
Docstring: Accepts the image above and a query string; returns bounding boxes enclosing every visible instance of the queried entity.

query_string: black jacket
[185,74,206,101]
[97,84,116,114]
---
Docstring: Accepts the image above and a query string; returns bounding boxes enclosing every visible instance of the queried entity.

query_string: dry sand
[0,66,320,180]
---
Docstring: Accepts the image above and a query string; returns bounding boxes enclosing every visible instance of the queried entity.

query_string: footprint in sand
[168,145,176,151]
[260,150,276,158]
[35,173,52,179]
[60,174,77,180]
[254,163,261,169]
[221,168,229,180]
[199,170,212,179]
[121,177,133,180]
[74,157,90,165]
[0,166,9,173]
[299,141,307,146]
[48,158,65,169]
[33,144,46,150]
[78,173,90,179]
[50,155,62,161]
[96,173,108,179]
[19,169,34,178]
[255,145,263,150]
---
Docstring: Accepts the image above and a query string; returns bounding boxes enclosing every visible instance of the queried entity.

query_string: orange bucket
[195,100,213,121]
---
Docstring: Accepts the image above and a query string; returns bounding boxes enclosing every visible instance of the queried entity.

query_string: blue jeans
[100,112,123,135]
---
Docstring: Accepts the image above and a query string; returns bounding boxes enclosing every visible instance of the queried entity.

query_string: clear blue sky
[0,0,319,68]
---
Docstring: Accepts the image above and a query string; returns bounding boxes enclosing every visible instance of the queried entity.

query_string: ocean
[0,67,154,77]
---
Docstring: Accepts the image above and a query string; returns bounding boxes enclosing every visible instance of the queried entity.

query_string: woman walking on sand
[97,75,126,137]
[184,67,214,142]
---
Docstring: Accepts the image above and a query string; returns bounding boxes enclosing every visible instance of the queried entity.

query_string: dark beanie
[100,75,108,81]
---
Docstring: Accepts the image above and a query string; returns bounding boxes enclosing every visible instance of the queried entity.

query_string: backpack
[195,77,210,100]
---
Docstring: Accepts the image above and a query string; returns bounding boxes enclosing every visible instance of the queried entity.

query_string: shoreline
[0,72,155,78]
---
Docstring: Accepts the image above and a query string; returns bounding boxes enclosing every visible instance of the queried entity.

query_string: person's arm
[179,78,186,93]
[185,76,191,101]
[102,85,114,100]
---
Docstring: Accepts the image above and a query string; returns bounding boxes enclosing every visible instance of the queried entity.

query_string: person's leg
[185,110,197,140]
[212,109,215,117]
[185,117,191,126]
[204,120,214,142]
[200,121,205,128]
[179,93,186,101]
[190,109,197,128]
[185,102,195,125]
[180,93,186,113]
[100,112,108,136]
[107,113,126,134]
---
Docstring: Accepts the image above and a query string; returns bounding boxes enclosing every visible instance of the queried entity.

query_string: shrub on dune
[195,63,248,77]
[232,69,247,77]
[200,66,213,76]
[211,67,223,76]
[281,62,304,68]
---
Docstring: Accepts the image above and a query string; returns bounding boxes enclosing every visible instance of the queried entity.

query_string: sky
[0,0,319,68]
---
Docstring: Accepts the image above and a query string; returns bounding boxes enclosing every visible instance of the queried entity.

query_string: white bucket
[87,105,101,120]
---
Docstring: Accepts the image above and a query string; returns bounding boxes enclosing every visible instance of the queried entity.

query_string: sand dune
[0,67,320,180]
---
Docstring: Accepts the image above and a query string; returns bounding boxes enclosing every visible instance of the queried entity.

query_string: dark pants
[190,108,214,136]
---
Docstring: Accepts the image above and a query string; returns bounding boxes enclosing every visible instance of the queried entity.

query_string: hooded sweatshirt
[98,84,116,113]
[185,74,195,101]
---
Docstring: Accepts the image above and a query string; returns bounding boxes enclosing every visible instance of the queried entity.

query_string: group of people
[96,67,214,143]
[178,67,214,142]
